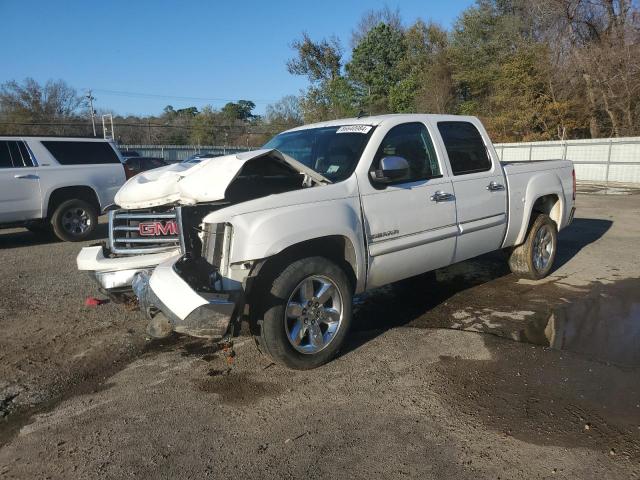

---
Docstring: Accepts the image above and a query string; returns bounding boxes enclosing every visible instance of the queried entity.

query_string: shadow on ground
[0,223,108,249]
[343,217,616,359]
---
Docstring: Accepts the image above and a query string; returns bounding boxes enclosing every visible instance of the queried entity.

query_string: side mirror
[370,156,410,184]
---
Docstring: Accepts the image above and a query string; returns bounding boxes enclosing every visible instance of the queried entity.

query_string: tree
[0,78,86,135]
[346,23,407,112]
[190,106,219,145]
[287,33,358,122]
[287,33,342,83]
[265,95,303,126]
[351,6,403,47]
[221,100,255,121]
[550,0,640,137]
[0,78,85,119]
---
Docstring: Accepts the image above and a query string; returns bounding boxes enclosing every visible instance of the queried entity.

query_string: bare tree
[351,6,403,47]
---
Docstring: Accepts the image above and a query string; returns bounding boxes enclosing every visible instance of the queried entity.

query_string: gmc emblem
[138,220,179,236]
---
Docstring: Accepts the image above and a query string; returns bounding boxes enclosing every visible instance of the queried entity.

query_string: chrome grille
[108,208,181,255]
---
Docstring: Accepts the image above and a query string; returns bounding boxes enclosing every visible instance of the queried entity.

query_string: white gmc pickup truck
[77,114,575,369]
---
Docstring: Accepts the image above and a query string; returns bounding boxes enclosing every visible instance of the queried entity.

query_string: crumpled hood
[114,149,327,210]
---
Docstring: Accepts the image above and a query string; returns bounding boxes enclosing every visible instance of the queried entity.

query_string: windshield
[263,125,374,182]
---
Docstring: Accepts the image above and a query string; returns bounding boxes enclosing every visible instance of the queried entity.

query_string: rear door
[359,121,457,289]
[0,140,42,223]
[436,121,507,262]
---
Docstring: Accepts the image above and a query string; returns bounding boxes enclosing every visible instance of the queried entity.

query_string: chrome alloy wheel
[533,224,554,272]
[284,275,344,354]
[61,207,91,236]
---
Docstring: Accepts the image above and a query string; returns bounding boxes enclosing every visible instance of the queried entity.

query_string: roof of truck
[283,113,480,133]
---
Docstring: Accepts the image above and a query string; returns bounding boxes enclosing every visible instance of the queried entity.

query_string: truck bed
[501,159,574,248]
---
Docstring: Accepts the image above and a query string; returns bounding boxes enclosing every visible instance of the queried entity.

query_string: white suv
[0,136,126,241]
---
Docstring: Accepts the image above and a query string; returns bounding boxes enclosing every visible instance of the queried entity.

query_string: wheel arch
[248,235,359,296]
[514,172,565,245]
[45,186,101,218]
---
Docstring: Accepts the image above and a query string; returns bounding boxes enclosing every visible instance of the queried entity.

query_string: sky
[0,0,475,116]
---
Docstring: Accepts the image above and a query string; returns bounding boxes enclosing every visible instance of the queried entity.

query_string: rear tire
[508,214,557,280]
[51,199,98,242]
[253,256,352,370]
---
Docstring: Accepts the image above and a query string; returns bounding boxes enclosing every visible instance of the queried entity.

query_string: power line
[90,88,281,104]
[0,120,298,134]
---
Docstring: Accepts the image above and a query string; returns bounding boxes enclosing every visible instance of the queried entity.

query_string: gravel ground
[0,189,639,479]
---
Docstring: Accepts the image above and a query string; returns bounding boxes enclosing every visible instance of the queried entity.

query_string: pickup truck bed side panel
[501,160,574,247]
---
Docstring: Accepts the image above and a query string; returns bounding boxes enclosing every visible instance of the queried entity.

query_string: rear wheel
[508,213,557,280]
[253,256,352,370]
[51,199,98,242]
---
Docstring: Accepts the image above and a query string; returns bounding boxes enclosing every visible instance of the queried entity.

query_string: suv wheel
[254,256,352,370]
[51,199,98,242]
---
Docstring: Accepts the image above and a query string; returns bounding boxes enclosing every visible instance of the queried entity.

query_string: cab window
[371,122,441,183]
[437,121,492,175]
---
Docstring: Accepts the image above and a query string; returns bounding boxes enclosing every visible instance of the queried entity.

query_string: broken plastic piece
[85,296,107,307]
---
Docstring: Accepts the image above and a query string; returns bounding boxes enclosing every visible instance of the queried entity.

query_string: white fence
[496,137,640,184]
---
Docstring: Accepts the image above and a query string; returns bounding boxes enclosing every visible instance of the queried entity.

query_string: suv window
[437,122,492,175]
[41,141,120,165]
[0,140,33,168]
[372,122,441,183]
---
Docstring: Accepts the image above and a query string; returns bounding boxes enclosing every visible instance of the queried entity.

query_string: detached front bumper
[131,255,240,339]
[77,245,179,296]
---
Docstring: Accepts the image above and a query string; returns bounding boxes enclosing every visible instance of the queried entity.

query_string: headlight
[202,223,232,275]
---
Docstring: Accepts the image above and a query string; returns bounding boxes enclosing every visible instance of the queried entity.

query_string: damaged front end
[131,203,246,340]
[78,148,329,340]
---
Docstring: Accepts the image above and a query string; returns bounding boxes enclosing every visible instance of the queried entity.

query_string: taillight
[124,165,135,180]
[572,169,576,201]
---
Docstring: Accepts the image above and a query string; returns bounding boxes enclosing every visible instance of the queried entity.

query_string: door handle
[14,174,39,179]
[430,191,455,202]
[486,181,505,191]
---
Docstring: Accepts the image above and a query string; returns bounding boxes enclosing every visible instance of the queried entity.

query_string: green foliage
[346,23,406,110]
[287,33,342,83]
[221,100,255,121]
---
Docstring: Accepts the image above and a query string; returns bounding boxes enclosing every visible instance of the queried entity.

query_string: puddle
[351,248,640,367]
[540,279,640,366]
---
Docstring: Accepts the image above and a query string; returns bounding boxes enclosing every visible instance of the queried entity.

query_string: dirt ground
[0,187,639,479]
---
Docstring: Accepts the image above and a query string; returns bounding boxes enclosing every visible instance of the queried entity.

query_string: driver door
[359,122,457,289]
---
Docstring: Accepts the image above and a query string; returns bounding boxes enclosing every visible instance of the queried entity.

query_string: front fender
[228,198,366,292]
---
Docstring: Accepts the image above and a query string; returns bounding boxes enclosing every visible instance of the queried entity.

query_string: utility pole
[85,90,97,137]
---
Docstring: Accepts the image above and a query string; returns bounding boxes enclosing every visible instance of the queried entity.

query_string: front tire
[508,213,558,280]
[51,199,98,242]
[254,256,352,370]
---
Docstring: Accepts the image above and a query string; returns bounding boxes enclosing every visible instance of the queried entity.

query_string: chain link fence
[119,145,254,163]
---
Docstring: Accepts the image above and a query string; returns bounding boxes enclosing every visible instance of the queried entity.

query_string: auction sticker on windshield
[336,125,373,134]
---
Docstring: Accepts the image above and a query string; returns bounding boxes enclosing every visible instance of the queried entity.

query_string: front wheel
[253,256,352,370]
[507,213,558,280]
[51,199,98,242]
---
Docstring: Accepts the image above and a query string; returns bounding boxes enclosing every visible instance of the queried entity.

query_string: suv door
[0,140,42,223]
[436,121,507,262]
[359,122,457,289]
